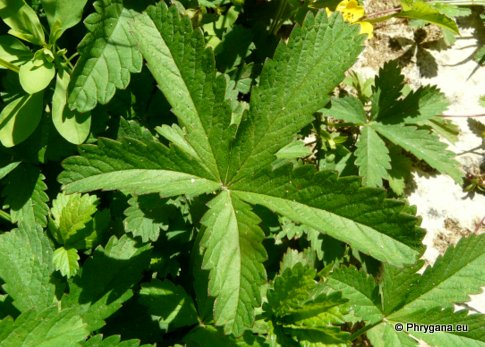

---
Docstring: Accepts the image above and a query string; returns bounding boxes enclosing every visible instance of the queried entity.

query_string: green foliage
[322,61,462,193]
[0,1,483,346]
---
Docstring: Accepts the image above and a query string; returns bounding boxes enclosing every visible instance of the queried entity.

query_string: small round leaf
[19,57,55,94]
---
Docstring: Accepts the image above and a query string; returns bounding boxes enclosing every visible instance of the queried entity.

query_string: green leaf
[325,266,382,324]
[0,307,88,347]
[321,96,367,124]
[130,4,234,181]
[389,234,485,318]
[234,166,424,266]
[68,0,142,112]
[0,224,55,312]
[0,35,31,70]
[266,263,350,345]
[396,1,459,35]
[199,190,267,336]
[3,164,49,228]
[48,191,98,245]
[0,92,43,147]
[41,0,88,40]
[226,12,364,183]
[380,85,449,125]
[59,136,221,197]
[52,246,80,278]
[371,60,405,120]
[19,56,56,94]
[366,322,417,347]
[61,235,152,331]
[0,0,45,45]
[82,334,146,347]
[138,279,198,332]
[354,126,391,187]
[373,123,463,183]
[123,194,169,242]
[0,161,20,180]
[387,147,413,196]
[275,140,312,160]
[52,69,91,144]
[397,308,485,346]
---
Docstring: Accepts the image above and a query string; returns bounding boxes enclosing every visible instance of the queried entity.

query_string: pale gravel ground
[406,25,485,313]
[358,2,485,313]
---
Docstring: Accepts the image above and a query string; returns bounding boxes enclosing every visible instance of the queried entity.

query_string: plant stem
[0,210,11,223]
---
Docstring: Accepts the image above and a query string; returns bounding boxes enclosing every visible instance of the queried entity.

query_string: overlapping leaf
[0,306,88,347]
[130,4,234,181]
[58,135,220,197]
[226,11,364,183]
[233,166,424,266]
[68,0,142,112]
[199,191,267,336]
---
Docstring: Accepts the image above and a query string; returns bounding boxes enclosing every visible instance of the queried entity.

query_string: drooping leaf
[52,246,80,278]
[0,92,43,147]
[52,69,91,144]
[199,191,267,336]
[0,0,45,45]
[234,166,425,266]
[226,12,364,183]
[68,0,142,112]
[0,225,54,312]
[373,123,463,183]
[123,194,169,242]
[325,266,382,324]
[0,306,88,347]
[130,4,234,181]
[41,0,88,40]
[138,279,198,332]
[354,126,391,187]
[61,235,152,331]
[59,136,221,197]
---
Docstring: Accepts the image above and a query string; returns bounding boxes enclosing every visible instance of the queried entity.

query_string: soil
[359,0,485,312]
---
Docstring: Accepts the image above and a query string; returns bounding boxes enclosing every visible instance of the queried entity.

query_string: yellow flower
[327,0,373,38]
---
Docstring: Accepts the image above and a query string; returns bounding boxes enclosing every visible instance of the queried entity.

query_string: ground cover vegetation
[0,0,484,346]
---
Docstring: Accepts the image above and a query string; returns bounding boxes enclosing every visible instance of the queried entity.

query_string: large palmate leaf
[0,306,88,347]
[233,166,424,266]
[59,5,425,336]
[199,191,267,336]
[226,11,364,183]
[130,4,234,181]
[68,0,142,112]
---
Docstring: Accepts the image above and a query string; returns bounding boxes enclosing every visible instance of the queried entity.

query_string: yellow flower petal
[336,0,365,23]
[359,21,374,38]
